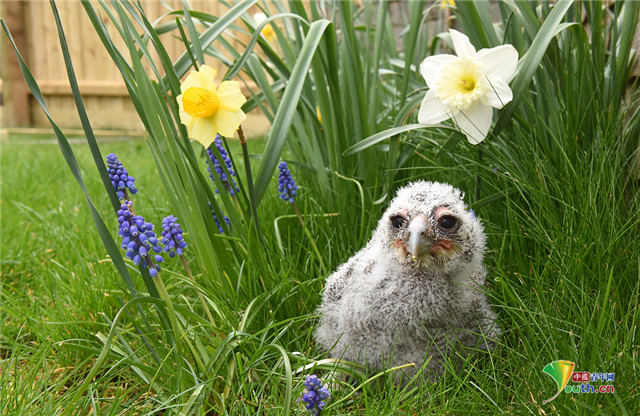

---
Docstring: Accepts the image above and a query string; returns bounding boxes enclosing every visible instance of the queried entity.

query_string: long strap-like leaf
[253,19,332,203]
[493,0,574,135]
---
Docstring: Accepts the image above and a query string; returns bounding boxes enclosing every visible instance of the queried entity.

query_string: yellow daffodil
[253,12,276,43]
[418,29,518,144]
[177,65,246,148]
[440,0,455,10]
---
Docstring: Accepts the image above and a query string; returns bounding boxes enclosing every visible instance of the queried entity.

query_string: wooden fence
[5,1,637,136]
[1,0,273,134]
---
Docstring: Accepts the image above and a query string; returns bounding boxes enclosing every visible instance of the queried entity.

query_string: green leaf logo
[542,360,575,404]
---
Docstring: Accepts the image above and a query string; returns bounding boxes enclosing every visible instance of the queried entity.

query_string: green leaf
[493,0,574,135]
[455,1,500,48]
[224,12,307,81]
[399,0,427,106]
[181,0,204,66]
[253,19,332,203]
[169,0,259,81]
[344,124,450,156]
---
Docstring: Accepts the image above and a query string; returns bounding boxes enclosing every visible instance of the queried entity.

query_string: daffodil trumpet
[177,65,247,148]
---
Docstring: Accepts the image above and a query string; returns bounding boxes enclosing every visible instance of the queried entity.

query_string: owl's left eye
[438,215,458,231]
[390,214,407,229]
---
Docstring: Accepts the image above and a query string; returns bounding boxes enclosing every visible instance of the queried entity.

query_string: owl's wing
[321,252,362,305]
[470,267,486,286]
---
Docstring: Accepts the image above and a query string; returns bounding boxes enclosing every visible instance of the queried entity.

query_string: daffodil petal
[199,65,218,91]
[453,103,493,144]
[418,89,452,124]
[420,54,457,89]
[214,108,246,137]
[181,70,207,93]
[179,110,191,126]
[179,109,192,126]
[449,29,476,59]
[177,92,187,118]
[217,81,247,111]
[476,44,519,83]
[188,116,218,148]
[253,11,267,24]
[482,76,513,109]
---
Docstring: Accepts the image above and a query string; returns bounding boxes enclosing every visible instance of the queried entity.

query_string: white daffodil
[418,29,518,144]
[253,12,276,43]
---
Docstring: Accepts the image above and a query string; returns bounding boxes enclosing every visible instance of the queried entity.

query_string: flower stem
[152,271,206,373]
[238,125,263,242]
[231,194,244,217]
[291,202,327,274]
[123,190,133,211]
[475,147,483,200]
[179,254,216,327]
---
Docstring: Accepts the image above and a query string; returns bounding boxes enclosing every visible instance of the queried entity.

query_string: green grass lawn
[1,139,158,411]
[2,120,639,415]
[3,1,640,415]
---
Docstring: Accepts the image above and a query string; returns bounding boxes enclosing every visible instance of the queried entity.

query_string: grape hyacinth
[117,202,163,277]
[107,153,137,200]
[208,203,230,234]
[207,137,239,196]
[278,161,298,203]
[160,215,187,258]
[301,375,330,416]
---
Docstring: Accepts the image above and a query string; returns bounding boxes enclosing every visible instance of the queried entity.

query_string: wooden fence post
[1,0,31,127]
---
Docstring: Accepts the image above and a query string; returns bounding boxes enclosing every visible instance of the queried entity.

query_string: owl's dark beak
[407,215,431,259]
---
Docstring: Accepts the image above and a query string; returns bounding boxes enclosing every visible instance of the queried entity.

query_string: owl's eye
[390,214,407,229]
[438,215,458,231]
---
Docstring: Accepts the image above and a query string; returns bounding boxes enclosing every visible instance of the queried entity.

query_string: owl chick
[315,181,500,383]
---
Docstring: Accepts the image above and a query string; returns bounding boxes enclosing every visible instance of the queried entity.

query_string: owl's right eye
[390,214,407,229]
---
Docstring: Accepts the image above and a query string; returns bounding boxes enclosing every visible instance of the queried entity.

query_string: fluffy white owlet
[315,181,500,383]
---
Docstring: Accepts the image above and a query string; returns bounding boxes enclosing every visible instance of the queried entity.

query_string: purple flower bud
[301,375,329,415]
[206,137,239,196]
[278,161,298,203]
[318,388,330,400]
[117,203,163,275]
[160,215,188,258]
[106,154,137,201]
[208,204,230,234]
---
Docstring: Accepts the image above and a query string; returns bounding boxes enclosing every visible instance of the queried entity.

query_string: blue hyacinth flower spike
[107,153,138,201]
[117,201,163,277]
[301,374,330,416]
